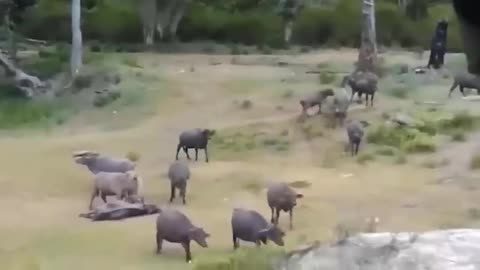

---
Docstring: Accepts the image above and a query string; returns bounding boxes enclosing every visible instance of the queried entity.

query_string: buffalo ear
[296,193,304,199]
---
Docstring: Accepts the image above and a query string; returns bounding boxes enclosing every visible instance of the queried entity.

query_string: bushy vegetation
[14,0,462,50]
[193,248,282,270]
[367,124,436,154]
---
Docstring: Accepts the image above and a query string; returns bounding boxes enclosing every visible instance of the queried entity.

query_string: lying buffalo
[79,200,159,221]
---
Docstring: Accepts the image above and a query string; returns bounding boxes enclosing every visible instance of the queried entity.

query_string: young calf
[346,120,364,156]
[156,208,210,263]
[299,88,335,116]
[231,208,285,249]
[267,182,303,230]
[448,72,480,98]
[88,171,142,210]
[167,160,190,204]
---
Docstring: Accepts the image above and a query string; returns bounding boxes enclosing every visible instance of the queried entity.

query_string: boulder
[279,229,480,270]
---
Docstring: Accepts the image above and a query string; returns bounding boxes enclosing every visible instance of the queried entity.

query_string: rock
[391,113,417,127]
[279,229,480,270]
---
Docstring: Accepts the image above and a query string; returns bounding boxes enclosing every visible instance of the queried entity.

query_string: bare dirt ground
[2,49,480,270]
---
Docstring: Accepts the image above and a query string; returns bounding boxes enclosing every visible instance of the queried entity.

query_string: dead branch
[0,50,46,98]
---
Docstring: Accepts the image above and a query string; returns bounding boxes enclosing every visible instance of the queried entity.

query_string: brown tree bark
[357,0,378,73]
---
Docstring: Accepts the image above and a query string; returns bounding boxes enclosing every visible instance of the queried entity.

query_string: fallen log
[0,50,46,98]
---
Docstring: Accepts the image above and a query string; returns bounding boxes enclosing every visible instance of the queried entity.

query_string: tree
[357,0,377,73]
[70,0,82,79]
[0,0,46,98]
[277,0,304,45]
[405,0,428,21]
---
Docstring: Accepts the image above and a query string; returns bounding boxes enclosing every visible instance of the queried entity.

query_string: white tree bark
[71,0,82,78]
[357,0,377,72]
[284,20,294,44]
[140,0,157,45]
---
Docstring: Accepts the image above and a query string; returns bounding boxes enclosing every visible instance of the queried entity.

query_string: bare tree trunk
[71,0,82,78]
[167,0,188,41]
[156,0,175,41]
[3,6,16,63]
[357,0,377,73]
[140,0,157,45]
[284,20,294,44]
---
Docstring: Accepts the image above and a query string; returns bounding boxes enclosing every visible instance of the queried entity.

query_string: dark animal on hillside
[176,128,216,162]
[427,19,448,69]
[73,150,136,174]
[231,208,285,249]
[346,120,364,156]
[88,171,143,210]
[299,88,334,116]
[79,200,159,221]
[448,72,480,98]
[155,208,210,263]
[341,71,379,107]
[266,182,303,230]
[452,0,480,75]
[167,160,190,204]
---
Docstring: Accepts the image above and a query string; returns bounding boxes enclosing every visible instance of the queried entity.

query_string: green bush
[470,154,480,170]
[367,124,436,153]
[193,248,281,270]
[319,72,336,84]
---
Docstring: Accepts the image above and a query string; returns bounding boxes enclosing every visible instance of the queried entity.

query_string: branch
[0,50,46,98]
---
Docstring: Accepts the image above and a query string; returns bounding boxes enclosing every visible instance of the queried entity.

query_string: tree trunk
[156,0,175,41]
[166,0,188,41]
[71,0,82,78]
[140,0,157,45]
[0,51,46,98]
[357,0,377,73]
[284,19,294,44]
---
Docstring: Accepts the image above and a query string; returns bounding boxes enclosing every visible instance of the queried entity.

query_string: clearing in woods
[2,49,480,270]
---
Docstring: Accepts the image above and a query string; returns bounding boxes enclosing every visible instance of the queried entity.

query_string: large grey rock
[279,229,480,270]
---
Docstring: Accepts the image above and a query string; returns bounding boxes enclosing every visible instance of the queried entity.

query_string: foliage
[470,154,480,170]
[367,124,436,154]
[193,248,281,270]
[11,0,462,51]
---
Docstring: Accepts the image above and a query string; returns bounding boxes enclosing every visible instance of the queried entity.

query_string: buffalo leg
[180,183,187,205]
[370,92,375,107]
[270,207,275,223]
[176,144,182,160]
[100,193,108,204]
[169,183,175,203]
[204,146,209,163]
[349,91,355,104]
[275,208,280,225]
[194,148,199,161]
[182,241,192,263]
[460,85,466,96]
[233,233,239,250]
[183,146,191,160]
[351,142,355,156]
[88,189,98,210]
[448,81,458,98]
[355,142,360,155]
[156,231,163,254]
[365,93,369,107]
[289,209,294,230]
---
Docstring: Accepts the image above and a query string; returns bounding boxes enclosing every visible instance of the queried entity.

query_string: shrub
[451,130,466,142]
[375,146,396,156]
[319,72,336,84]
[357,152,375,164]
[438,111,477,133]
[125,151,140,162]
[367,124,436,153]
[470,154,480,170]
[193,248,281,270]
[389,87,409,99]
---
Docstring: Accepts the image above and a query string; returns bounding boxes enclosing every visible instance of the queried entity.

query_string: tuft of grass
[375,146,396,156]
[301,123,323,140]
[122,57,143,68]
[126,151,140,162]
[318,71,336,84]
[72,74,94,91]
[288,180,311,189]
[421,158,449,169]
[438,111,477,133]
[241,179,264,194]
[193,248,282,270]
[367,124,436,153]
[394,153,407,164]
[357,152,375,164]
[389,87,409,99]
[451,130,466,142]
[467,208,480,220]
[470,154,480,170]
[240,99,252,109]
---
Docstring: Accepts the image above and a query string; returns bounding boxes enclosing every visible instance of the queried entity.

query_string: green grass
[193,248,282,270]
[367,124,436,154]
[318,71,336,84]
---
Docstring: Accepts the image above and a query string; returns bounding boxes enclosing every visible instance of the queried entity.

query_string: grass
[367,124,436,154]
[356,152,375,164]
[470,154,480,170]
[318,71,336,84]
[193,248,282,270]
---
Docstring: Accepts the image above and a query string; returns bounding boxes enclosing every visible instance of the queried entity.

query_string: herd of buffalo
[72,63,480,263]
[70,0,480,260]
